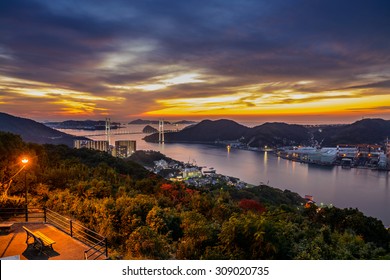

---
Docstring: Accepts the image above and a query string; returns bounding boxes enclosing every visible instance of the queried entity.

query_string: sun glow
[145,85,390,119]
[2,71,390,122]
[0,75,123,117]
[135,73,204,92]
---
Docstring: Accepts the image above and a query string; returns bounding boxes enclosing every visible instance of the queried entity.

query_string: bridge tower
[158,119,165,143]
[105,118,111,145]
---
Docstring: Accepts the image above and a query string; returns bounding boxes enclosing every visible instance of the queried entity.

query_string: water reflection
[263,151,268,173]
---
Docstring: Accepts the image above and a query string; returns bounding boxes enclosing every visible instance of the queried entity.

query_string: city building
[386,139,390,159]
[154,159,169,170]
[280,147,337,165]
[114,140,136,158]
[182,167,202,179]
[378,154,388,169]
[336,145,358,158]
[74,140,109,152]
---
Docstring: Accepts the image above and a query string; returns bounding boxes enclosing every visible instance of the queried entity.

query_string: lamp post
[21,157,29,222]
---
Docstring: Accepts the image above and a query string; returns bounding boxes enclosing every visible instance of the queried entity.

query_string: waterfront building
[281,147,337,165]
[154,159,169,170]
[378,154,388,169]
[386,140,390,159]
[74,140,109,152]
[282,146,316,161]
[337,145,358,158]
[114,140,136,158]
[318,148,338,164]
[182,167,202,179]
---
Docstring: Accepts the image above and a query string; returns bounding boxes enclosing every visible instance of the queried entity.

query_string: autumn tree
[125,226,170,259]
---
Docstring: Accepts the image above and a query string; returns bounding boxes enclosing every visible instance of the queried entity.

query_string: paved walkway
[0,223,91,260]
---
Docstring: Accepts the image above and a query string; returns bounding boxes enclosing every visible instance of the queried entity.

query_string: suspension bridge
[79,119,178,143]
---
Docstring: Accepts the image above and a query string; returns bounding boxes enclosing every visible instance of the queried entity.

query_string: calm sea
[61,124,390,226]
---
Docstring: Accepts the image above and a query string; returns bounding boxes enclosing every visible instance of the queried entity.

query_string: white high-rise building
[74,140,109,152]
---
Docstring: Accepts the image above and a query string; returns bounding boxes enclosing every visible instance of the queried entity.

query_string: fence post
[70,220,73,237]
[105,238,108,258]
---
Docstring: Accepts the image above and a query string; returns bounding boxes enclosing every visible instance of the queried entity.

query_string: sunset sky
[1,0,390,123]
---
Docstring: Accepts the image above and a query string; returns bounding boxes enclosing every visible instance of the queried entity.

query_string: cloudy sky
[1,0,390,123]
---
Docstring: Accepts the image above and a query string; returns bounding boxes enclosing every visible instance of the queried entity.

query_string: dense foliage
[1,132,389,259]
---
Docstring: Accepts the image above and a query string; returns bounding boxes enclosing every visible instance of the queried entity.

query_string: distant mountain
[144,119,309,146]
[0,112,86,147]
[312,118,390,146]
[45,120,122,130]
[129,119,171,125]
[173,120,197,125]
[142,125,158,134]
[144,119,250,143]
[144,118,390,147]
[244,122,310,147]
[129,119,195,125]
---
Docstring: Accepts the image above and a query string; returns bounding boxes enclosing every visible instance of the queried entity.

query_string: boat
[203,167,216,174]
[341,158,352,169]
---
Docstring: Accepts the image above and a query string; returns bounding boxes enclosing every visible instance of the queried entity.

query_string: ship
[203,167,216,174]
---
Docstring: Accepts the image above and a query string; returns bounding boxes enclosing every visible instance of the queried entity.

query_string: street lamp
[21,157,29,222]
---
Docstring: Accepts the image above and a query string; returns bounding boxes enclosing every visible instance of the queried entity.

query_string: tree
[238,199,266,213]
[125,226,170,259]
[146,206,182,240]
[176,211,219,259]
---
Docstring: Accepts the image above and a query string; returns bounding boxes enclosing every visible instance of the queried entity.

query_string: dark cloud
[1,0,390,119]
[344,80,390,89]
[347,106,390,111]
[144,0,390,81]
[264,93,360,105]
[2,0,389,84]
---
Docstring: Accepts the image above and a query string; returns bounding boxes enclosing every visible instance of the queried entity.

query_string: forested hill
[144,118,390,147]
[45,120,122,130]
[144,119,310,146]
[2,112,389,148]
[1,132,389,260]
[244,122,311,147]
[0,112,84,147]
[312,118,390,146]
[144,119,251,143]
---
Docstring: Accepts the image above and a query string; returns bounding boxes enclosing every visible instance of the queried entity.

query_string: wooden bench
[23,226,56,254]
[0,223,13,233]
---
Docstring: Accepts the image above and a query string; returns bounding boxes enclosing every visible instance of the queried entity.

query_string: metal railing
[45,209,108,260]
[0,207,45,222]
[0,207,108,260]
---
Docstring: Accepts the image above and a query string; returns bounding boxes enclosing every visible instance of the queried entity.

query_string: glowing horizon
[1,1,389,124]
